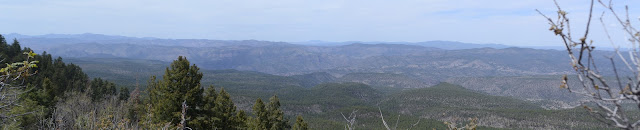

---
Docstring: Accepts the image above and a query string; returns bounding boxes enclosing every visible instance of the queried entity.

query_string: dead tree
[539,0,640,129]
[378,107,422,130]
[179,100,191,130]
[0,51,38,123]
[341,110,357,130]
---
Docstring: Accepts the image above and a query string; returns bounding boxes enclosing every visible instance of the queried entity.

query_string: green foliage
[213,88,245,129]
[125,87,143,124]
[281,82,383,113]
[192,86,247,130]
[192,85,217,129]
[30,78,56,110]
[89,78,117,102]
[0,36,261,129]
[0,45,42,127]
[147,56,204,126]
[9,33,615,129]
[249,95,290,130]
[59,55,620,129]
[292,115,309,130]
[381,82,541,111]
[0,51,38,74]
[118,87,130,101]
[62,57,168,87]
[236,110,248,129]
[266,95,289,130]
[250,98,268,130]
[19,52,90,118]
[7,98,45,129]
[49,57,89,93]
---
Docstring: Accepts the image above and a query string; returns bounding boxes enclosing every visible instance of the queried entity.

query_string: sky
[1,0,639,47]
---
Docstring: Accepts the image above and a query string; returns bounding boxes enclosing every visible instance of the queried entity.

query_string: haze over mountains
[8,33,594,98]
[8,33,574,70]
[5,34,607,81]
[5,33,563,49]
[8,33,618,81]
[4,33,627,128]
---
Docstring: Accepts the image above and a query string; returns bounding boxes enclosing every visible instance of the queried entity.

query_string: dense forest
[0,34,308,129]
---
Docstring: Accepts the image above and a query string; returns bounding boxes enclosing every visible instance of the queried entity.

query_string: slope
[380,83,609,129]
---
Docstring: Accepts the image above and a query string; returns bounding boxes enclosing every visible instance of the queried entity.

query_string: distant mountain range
[294,40,515,50]
[5,33,624,78]
[3,33,291,48]
[5,33,623,103]
[5,33,567,50]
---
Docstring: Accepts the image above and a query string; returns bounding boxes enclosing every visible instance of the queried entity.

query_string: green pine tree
[236,110,248,129]
[8,39,21,59]
[0,35,7,60]
[89,78,117,102]
[147,56,204,127]
[266,95,290,130]
[249,98,268,130]
[191,86,218,130]
[292,115,309,130]
[249,95,290,130]
[213,88,244,129]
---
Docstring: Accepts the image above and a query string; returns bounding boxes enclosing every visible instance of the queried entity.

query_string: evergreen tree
[63,63,89,92]
[213,88,243,129]
[249,95,290,130]
[35,78,56,108]
[0,35,7,60]
[118,87,130,101]
[203,86,218,110]
[236,110,248,129]
[126,86,143,125]
[7,39,21,59]
[250,98,268,130]
[147,56,204,127]
[191,86,217,130]
[89,78,117,102]
[292,115,309,130]
[267,95,289,130]
[0,35,6,51]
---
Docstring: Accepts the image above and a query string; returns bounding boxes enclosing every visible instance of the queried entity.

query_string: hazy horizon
[3,0,639,47]
[1,32,569,49]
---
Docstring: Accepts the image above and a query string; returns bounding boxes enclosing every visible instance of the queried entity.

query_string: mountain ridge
[6,33,516,49]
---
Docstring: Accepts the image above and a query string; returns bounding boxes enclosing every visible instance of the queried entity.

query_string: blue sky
[1,0,639,46]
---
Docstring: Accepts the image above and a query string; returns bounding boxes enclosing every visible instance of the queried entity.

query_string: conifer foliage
[146,56,292,129]
[147,56,204,126]
[89,78,117,102]
[250,95,291,130]
[0,35,300,129]
[0,34,117,128]
[213,88,246,129]
[293,115,309,130]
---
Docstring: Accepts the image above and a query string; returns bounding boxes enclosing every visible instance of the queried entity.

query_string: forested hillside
[63,57,586,108]
[10,34,584,77]
[0,34,622,129]
[0,35,302,129]
[57,58,613,129]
